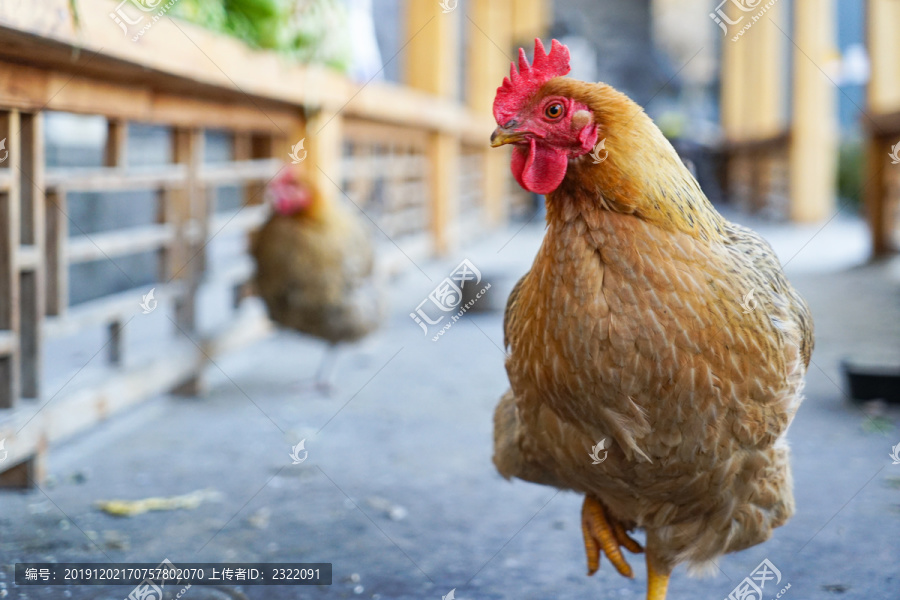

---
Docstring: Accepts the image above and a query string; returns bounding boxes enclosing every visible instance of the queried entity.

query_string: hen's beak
[490,126,527,148]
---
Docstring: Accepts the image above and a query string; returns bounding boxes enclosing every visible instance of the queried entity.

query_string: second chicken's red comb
[493,38,571,124]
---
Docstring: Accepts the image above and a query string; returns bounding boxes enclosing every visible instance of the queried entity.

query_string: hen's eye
[545,102,564,119]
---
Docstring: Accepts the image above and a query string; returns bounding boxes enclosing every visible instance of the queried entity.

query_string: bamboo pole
[788,0,837,222]
[406,1,461,254]
[468,0,513,225]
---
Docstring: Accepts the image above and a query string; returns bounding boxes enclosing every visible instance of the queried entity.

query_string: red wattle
[511,139,568,195]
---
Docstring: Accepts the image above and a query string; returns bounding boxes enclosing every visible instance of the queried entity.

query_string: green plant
[837,138,864,211]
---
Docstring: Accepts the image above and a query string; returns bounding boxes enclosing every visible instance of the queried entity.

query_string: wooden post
[171,127,206,395]
[306,110,343,208]
[233,131,277,306]
[864,135,893,255]
[0,110,20,409]
[44,189,67,316]
[105,119,128,168]
[865,0,900,255]
[18,112,45,398]
[103,118,128,367]
[788,0,837,222]
[406,1,461,254]
[468,0,513,225]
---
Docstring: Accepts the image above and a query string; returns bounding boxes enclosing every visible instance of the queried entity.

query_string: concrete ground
[1,207,899,600]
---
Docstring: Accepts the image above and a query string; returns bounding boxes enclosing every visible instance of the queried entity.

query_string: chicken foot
[645,548,671,600]
[580,495,642,578]
[295,343,340,396]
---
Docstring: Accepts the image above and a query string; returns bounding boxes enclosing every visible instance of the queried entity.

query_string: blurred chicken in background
[251,169,383,393]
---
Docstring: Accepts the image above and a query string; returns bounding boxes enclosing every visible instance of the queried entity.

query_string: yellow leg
[646,551,671,600]
[580,495,642,578]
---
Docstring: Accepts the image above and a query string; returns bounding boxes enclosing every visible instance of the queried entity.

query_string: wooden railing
[0,0,546,485]
[718,0,837,223]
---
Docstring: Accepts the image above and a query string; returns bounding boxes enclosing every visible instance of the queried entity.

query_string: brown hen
[251,169,383,392]
[491,40,813,600]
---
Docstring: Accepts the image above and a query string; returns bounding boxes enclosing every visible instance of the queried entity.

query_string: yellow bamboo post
[754,13,785,140]
[788,0,837,222]
[467,0,513,225]
[868,0,900,115]
[511,0,549,45]
[720,25,749,205]
[406,1,460,254]
[750,13,786,211]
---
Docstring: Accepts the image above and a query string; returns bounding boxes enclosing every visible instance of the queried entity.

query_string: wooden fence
[0,0,546,486]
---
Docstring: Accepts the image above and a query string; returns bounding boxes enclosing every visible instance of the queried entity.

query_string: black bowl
[841,359,900,404]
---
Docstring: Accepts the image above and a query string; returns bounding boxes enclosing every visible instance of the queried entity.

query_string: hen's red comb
[493,38,571,125]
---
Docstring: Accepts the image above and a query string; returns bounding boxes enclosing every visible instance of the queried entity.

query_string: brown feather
[251,193,383,344]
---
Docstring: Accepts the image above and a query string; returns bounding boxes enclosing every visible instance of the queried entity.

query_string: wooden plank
[0,0,496,141]
[44,282,184,339]
[0,110,20,408]
[66,224,175,264]
[0,17,486,140]
[198,159,282,185]
[342,119,429,148]
[0,61,300,134]
[45,165,187,191]
[208,205,269,237]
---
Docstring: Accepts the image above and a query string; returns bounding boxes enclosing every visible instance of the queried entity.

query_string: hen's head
[491,38,600,195]
[268,169,314,216]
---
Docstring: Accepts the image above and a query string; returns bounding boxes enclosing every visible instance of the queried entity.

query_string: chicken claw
[581,495,642,578]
